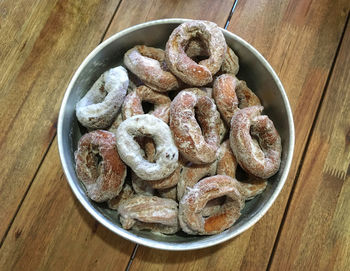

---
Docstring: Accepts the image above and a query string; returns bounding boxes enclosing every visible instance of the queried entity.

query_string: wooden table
[1,0,349,270]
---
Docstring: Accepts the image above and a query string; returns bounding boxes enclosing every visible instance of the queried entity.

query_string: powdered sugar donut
[177,160,217,200]
[165,20,226,86]
[75,130,127,202]
[116,114,178,180]
[108,184,134,210]
[230,106,282,179]
[124,45,179,92]
[179,175,244,235]
[217,140,267,200]
[236,80,261,109]
[76,66,128,129]
[221,47,239,75]
[170,90,221,164]
[213,74,239,125]
[122,85,171,123]
[118,195,179,234]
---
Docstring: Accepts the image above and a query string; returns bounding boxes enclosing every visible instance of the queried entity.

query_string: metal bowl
[58,19,294,250]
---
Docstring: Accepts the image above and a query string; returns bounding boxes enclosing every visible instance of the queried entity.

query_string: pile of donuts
[74,20,282,236]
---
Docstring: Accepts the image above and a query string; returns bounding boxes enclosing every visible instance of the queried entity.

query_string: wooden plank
[129,0,350,270]
[104,0,235,37]
[0,0,235,269]
[269,20,350,271]
[0,0,120,239]
[0,139,135,270]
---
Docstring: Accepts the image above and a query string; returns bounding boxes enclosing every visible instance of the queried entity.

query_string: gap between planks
[266,11,350,271]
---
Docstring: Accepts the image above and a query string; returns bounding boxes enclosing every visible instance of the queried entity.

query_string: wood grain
[0,0,120,239]
[0,139,135,270]
[269,20,350,271]
[104,0,234,38]
[130,0,349,270]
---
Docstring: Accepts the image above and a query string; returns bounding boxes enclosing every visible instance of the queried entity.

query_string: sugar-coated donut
[116,114,178,180]
[122,85,171,123]
[75,130,127,202]
[76,66,128,129]
[158,186,177,200]
[108,184,134,210]
[124,45,179,92]
[177,160,217,201]
[213,74,239,125]
[221,47,239,75]
[170,90,221,164]
[165,20,226,86]
[118,195,179,234]
[230,106,282,179]
[179,175,244,235]
[217,140,267,200]
[236,80,261,109]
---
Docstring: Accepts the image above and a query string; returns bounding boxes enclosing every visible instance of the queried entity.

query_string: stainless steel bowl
[58,19,294,250]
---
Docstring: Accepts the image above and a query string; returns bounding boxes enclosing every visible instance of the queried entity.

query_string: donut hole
[134,136,156,162]
[194,106,205,137]
[185,37,210,63]
[202,196,226,218]
[141,101,155,114]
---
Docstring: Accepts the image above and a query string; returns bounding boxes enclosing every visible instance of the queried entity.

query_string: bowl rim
[57,18,295,251]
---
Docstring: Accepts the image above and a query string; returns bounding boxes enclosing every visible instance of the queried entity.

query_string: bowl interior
[58,19,293,250]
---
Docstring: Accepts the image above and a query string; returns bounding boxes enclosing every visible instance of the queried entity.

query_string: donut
[229,106,282,179]
[118,195,179,234]
[165,20,226,86]
[170,90,221,164]
[76,66,128,129]
[236,80,261,108]
[124,45,179,92]
[122,85,171,123]
[131,172,155,196]
[116,114,178,180]
[75,130,127,202]
[217,140,267,200]
[179,175,244,235]
[213,74,239,125]
[221,47,239,75]
[177,160,217,201]
[108,112,123,135]
[108,184,134,210]
[186,41,239,76]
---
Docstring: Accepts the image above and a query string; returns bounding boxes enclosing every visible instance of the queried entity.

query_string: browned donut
[108,184,134,210]
[230,106,282,179]
[179,175,244,235]
[75,130,127,202]
[124,45,179,92]
[170,90,221,164]
[213,74,239,125]
[177,160,217,201]
[165,20,226,86]
[122,85,171,123]
[236,80,261,109]
[217,140,267,200]
[118,195,179,234]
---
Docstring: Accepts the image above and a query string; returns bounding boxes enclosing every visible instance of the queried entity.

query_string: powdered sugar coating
[213,74,239,125]
[116,114,178,180]
[118,195,179,234]
[75,130,127,202]
[170,90,221,164]
[165,20,226,86]
[229,106,282,179]
[122,85,171,123]
[177,160,217,201]
[221,47,239,75]
[124,45,179,92]
[179,175,244,235]
[217,140,267,200]
[76,66,128,129]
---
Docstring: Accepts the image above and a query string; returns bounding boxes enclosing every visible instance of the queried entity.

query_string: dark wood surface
[0,0,349,270]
